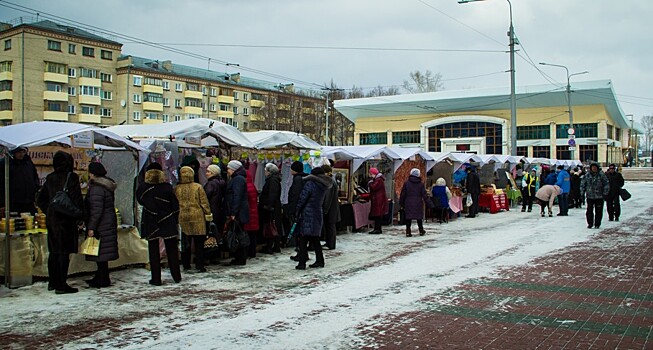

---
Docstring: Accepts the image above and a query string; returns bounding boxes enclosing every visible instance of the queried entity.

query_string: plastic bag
[80,237,100,256]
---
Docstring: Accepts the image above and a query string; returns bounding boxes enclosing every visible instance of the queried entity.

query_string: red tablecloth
[478,193,509,214]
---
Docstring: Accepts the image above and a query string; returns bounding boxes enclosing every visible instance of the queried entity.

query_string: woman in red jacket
[368,167,388,234]
[243,171,260,259]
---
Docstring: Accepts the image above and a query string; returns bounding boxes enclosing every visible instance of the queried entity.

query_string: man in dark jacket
[569,167,582,208]
[465,166,481,218]
[136,162,181,286]
[605,164,625,222]
[295,167,331,270]
[580,162,610,229]
[555,165,571,216]
[286,161,306,255]
[321,164,341,250]
[226,160,249,265]
[1,147,40,214]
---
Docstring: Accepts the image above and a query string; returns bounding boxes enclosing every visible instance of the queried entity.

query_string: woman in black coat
[136,162,181,286]
[204,164,227,235]
[84,162,118,288]
[36,151,84,294]
[400,168,430,237]
[226,160,250,265]
[295,167,331,270]
[259,163,282,254]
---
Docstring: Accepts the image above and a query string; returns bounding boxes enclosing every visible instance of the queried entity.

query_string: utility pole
[322,87,344,146]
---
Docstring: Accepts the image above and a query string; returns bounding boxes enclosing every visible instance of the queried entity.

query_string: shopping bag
[466,193,473,205]
[80,237,100,256]
[619,188,631,201]
[262,220,279,238]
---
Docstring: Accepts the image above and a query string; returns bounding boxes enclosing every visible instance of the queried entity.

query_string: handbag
[619,188,631,201]
[50,172,83,218]
[204,236,219,251]
[262,220,279,239]
[80,237,100,256]
[224,220,250,252]
[398,208,406,225]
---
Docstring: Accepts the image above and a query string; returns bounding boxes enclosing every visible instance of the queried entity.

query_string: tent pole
[4,148,11,288]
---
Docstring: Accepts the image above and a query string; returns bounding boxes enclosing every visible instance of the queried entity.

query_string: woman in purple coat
[368,167,388,234]
[400,168,430,237]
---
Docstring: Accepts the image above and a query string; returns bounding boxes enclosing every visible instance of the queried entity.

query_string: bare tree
[641,114,653,157]
[403,70,444,93]
[366,85,401,97]
[347,85,365,99]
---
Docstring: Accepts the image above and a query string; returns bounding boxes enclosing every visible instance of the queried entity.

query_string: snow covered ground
[2,182,652,349]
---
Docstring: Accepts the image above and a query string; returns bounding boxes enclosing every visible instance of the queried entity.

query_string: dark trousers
[148,238,181,284]
[48,253,71,290]
[323,217,337,249]
[469,193,480,216]
[247,230,258,258]
[297,235,323,265]
[405,219,424,232]
[606,195,621,220]
[181,234,206,270]
[521,188,534,211]
[373,218,383,232]
[93,261,110,286]
[586,198,604,228]
[558,193,569,215]
[539,200,550,214]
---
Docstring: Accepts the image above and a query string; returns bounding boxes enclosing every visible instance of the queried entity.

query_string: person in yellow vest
[521,169,537,212]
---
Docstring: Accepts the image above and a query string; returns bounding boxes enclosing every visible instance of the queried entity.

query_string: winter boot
[540,211,545,217]
[406,227,412,237]
[548,211,553,217]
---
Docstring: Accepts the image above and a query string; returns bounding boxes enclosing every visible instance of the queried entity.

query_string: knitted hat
[321,164,333,174]
[369,167,379,176]
[291,161,304,173]
[207,164,221,176]
[227,160,242,171]
[88,162,107,177]
[147,162,162,171]
[311,167,325,175]
[410,168,421,177]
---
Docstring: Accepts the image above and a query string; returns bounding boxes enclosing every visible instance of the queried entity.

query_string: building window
[174,115,181,121]
[243,93,249,102]
[133,94,141,103]
[233,91,239,100]
[186,83,199,92]
[68,86,76,96]
[219,104,229,111]
[68,43,76,54]
[100,108,112,117]
[144,77,162,86]
[518,125,550,140]
[46,83,63,92]
[132,111,141,121]
[532,146,550,158]
[579,145,598,163]
[185,98,201,107]
[100,50,112,60]
[360,132,388,145]
[163,98,170,107]
[606,124,614,140]
[162,81,169,90]
[101,90,112,100]
[100,73,112,83]
[615,128,621,141]
[45,62,66,74]
[68,68,76,78]
[392,131,420,144]
[145,112,159,120]
[144,92,163,103]
[556,145,571,160]
[243,107,249,115]
[68,104,76,114]
[210,87,217,96]
[0,61,11,73]
[4,39,10,50]
[232,106,239,115]
[162,114,169,122]
[47,40,61,51]
[174,99,181,108]
[80,86,100,96]
[516,146,528,157]
[133,76,142,86]
[46,102,65,112]
[0,81,12,91]
[555,123,597,138]
[80,68,97,78]
[252,93,264,101]
[82,47,95,57]
[0,100,12,111]
[81,105,95,115]
[202,87,207,96]
[427,122,503,154]
[175,83,182,92]
[210,103,217,112]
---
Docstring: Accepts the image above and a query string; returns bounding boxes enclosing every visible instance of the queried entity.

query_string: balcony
[79,95,101,105]
[277,103,290,111]
[79,77,101,87]
[143,118,163,125]
[183,106,202,115]
[249,113,265,122]
[302,107,314,114]
[143,101,164,112]
[0,91,12,100]
[250,99,265,108]
[0,71,12,81]
[0,110,11,120]
[43,91,68,101]
[183,90,203,99]
[217,110,234,119]
[43,111,68,121]
[43,72,68,84]
[143,84,163,94]
[217,95,235,104]
[78,113,101,124]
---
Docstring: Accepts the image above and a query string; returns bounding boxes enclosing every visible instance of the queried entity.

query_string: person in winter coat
[605,164,625,222]
[368,167,388,234]
[321,164,341,250]
[521,169,537,212]
[400,168,431,237]
[569,167,583,208]
[243,171,259,258]
[544,169,557,186]
[465,166,481,218]
[175,166,212,273]
[226,160,250,265]
[431,177,452,223]
[0,147,40,214]
[285,161,306,226]
[136,162,181,286]
[204,164,227,236]
[84,162,118,288]
[580,162,610,229]
[555,165,571,216]
[259,163,283,254]
[294,167,331,269]
[535,184,561,217]
[36,151,83,294]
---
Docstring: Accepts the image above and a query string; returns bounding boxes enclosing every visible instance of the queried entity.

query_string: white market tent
[243,130,320,150]
[389,147,436,173]
[321,145,403,173]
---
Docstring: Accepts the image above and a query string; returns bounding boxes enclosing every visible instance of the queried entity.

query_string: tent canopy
[321,145,403,173]
[243,130,320,150]
[388,147,436,172]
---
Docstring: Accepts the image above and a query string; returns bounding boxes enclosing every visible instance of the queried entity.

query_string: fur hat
[369,167,379,176]
[291,161,304,173]
[227,160,242,171]
[88,162,107,177]
[410,168,421,177]
[207,164,221,176]
[311,167,325,175]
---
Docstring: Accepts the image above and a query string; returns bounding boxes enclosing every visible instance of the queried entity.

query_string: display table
[506,189,522,207]
[352,201,373,229]
[449,196,463,214]
[478,193,509,214]
[0,226,148,283]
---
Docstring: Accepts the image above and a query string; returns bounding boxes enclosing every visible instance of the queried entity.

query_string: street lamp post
[539,62,588,160]
[459,0,517,156]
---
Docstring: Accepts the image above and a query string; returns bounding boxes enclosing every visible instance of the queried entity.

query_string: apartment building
[0,18,354,145]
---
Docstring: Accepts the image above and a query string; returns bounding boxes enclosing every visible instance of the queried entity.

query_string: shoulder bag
[50,172,83,218]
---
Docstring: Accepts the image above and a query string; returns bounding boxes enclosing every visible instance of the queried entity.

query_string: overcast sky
[2,0,652,122]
